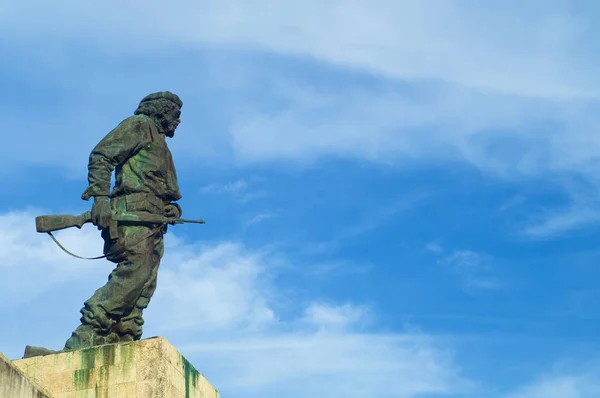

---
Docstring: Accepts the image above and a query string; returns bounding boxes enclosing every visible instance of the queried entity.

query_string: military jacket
[81,115,181,202]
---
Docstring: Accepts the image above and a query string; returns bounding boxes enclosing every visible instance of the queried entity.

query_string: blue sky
[2,1,600,397]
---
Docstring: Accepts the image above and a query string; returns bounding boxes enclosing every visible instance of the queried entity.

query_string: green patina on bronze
[23,92,190,359]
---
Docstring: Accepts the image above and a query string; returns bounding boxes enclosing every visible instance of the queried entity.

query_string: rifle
[35,211,205,259]
[36,210,204,233]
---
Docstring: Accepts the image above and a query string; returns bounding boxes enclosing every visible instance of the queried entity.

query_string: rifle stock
[35,211,92,233]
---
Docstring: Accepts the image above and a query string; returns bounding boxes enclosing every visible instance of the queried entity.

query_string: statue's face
[163,107,181,138]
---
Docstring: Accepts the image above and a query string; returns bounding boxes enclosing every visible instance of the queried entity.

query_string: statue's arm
[81,117,150,200]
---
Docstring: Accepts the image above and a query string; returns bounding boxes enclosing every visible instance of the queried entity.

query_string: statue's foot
[23,345,60,359]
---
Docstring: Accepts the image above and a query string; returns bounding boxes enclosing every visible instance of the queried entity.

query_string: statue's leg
[64,224,162,350]
[113,232,164,342]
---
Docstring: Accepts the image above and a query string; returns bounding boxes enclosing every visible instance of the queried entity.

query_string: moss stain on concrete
[119,342,135,372]
[74,346,96,393]
[99,344,116,367]
[74,367,91,391]
[73,344,120,397]
[80,347,96,370]
[180,352,220,398]
[182,354,199,398]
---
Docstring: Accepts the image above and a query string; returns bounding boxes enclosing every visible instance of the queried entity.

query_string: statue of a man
[25,92,184,357]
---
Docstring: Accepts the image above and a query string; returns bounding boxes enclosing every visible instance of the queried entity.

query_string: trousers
[64,195,165,350]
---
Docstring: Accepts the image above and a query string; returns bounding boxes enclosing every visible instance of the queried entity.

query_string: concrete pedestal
[11,337,219,398]
[0,352,52,398]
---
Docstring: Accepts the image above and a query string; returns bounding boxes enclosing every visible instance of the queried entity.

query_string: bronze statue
[25,92,204,358]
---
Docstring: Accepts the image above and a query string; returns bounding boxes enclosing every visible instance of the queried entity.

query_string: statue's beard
[164,121,178,137]
[156,118,177,138]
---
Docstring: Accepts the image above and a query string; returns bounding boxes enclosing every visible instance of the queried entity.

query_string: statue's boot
[23,345,60,359]
[23,324,97,358]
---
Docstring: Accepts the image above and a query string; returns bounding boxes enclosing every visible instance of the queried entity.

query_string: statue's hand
[164,203,182,219]
[91,196,112,229]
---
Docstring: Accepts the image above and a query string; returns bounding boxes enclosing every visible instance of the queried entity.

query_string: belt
[117,192,164,215]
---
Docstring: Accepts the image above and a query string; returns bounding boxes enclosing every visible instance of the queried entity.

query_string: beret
[139,91,183,108]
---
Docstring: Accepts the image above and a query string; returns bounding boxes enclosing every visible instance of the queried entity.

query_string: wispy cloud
[499,195,527,213]
[5,1,600,178]
[521,206,600,240]
[425,242,444,254]
[519,179,600,239]
[200,178,267,204]
[2,1,596,99]
[244,210,276,227]
[174,301,468,397]
[200,179,249,194]
[148,241,278,334]
[299,302,371,332]
[306,193,429,254]
[441,250,500,293]
[180,331,467,398]
[4,4,600,174]
[303,260,373,278]
[0,210,107,306]
[504,361,600,398]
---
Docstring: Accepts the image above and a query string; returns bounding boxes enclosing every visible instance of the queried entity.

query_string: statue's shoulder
[118,114,153,129]
[109,115,155,137]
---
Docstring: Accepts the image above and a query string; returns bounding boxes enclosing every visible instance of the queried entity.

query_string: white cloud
[181,331,466,398]
[518,179,600,239]
[200,178,267,204]
[147,241,277,333]
[144,237,470,397]
[176,303,468,397]
[4,2,599,177]
[304,194,429,254]
[244,211,275,226]
[200,179,248,194]
[226,79,587,178]
[441,250,500,293]
[504,365,600,398]
[521,207,600,239]
[0,210,107,305]
[302,260,373,277]
[425,243,444,254]
[300,302,370,332]
[2,1,595,99]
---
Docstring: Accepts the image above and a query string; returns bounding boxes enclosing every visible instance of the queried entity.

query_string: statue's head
[134,91,182,138]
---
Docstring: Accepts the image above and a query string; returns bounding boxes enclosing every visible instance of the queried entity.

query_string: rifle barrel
[178,218,206,224]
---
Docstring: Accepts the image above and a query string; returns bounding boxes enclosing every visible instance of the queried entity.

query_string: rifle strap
[47,226,162,260]
[47,232,108,260]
